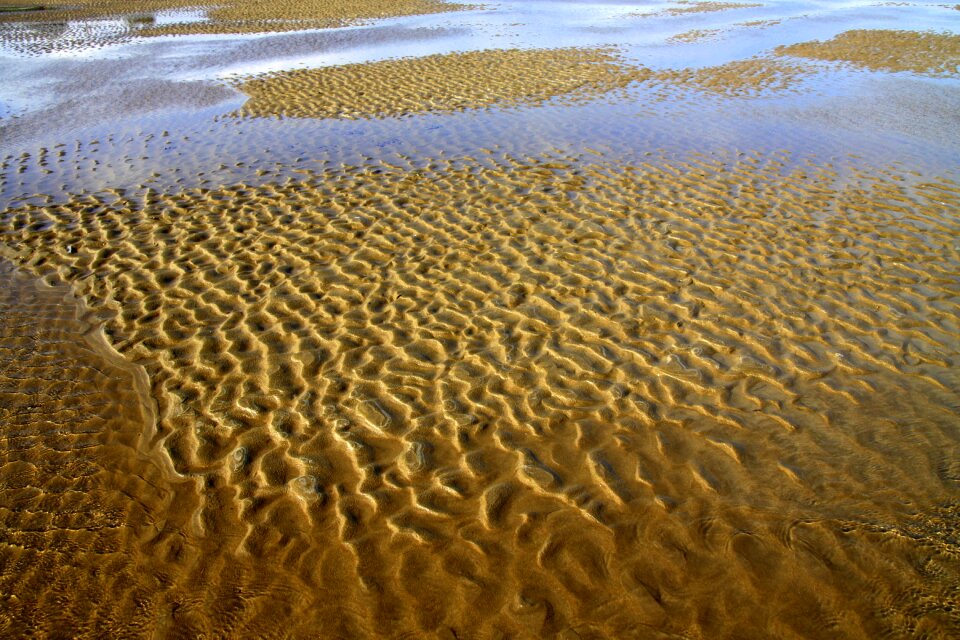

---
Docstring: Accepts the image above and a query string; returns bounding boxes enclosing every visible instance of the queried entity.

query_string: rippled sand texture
[649,58,811,97]
[0,0,467,58]
[142,0,469,36]
[2,151,959,637]
[0,262,195,636]
[778,29,960,76]
[662,1,763,16]
[234,49,814,121]
[0,0,189,22]
[0,0,465,35]
[236,48,653,120]
[629,0,762,19]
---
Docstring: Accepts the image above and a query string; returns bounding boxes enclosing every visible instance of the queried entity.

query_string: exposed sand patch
[0,0,194,22]
[235,48,654,120]
[667,27,723,43]
[651,57,812,96]
[0,0,469,56]
[0,0,468,35]
[664,0,763,16]
[777,29,960,76]
[737,17,782,28]
[143,0,472,36]
[632,0,763,18]
[234,49,813,121]
[1,150,958,636]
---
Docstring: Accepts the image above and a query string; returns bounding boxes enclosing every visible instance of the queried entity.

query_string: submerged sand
[0,262,197,636]
[631,1,764,19]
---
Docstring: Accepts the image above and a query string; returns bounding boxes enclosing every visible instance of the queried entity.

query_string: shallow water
[0,0,958,637]
[1,1,957,200]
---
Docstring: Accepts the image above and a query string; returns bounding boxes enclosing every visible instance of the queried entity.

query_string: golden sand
[667,28,724,44]
[2,149,958,637]
[651,58,811,96]
[233,49,812,122]
[0,262,323,636]
[630,0,763,18]
[0,261,198,636]
[144,0,470,37]
[236,48,654,120]
[0,0,191,22]
[664,1,764,16]
[777,29,960,75]
[1,0,959,634]
[0,0,467,34]
[737,18,782,28]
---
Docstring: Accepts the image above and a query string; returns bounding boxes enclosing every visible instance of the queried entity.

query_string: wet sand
[233,48,816,120]
[0,262,196,636]
[1,0,959,637]
[777,29,960,75]
[236,48,652,120]
[3,150,959,637]
[0,0,467,33]
[657,1,764,17]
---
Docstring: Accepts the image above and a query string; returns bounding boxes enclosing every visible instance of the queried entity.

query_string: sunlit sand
[0,0,958,637]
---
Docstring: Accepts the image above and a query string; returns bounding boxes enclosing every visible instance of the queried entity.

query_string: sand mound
[0,262,201,636]
[235,48,654,120]
[233,49,813,122]
[777,29,960,76]
[650,57,811,97]
[2,149,958,637]
[0,0,467,36]
[668,28,724,44]
[663,1,764,16]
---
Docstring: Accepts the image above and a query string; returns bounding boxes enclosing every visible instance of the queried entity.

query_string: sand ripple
[1,150,958,637]
[0,0,466,35]
[0,262,197,636]
[235,48,654,121]
[777,29,960,76]
[233,48,815,122]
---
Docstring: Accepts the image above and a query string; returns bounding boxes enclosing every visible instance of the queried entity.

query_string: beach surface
[0,0,958,637]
